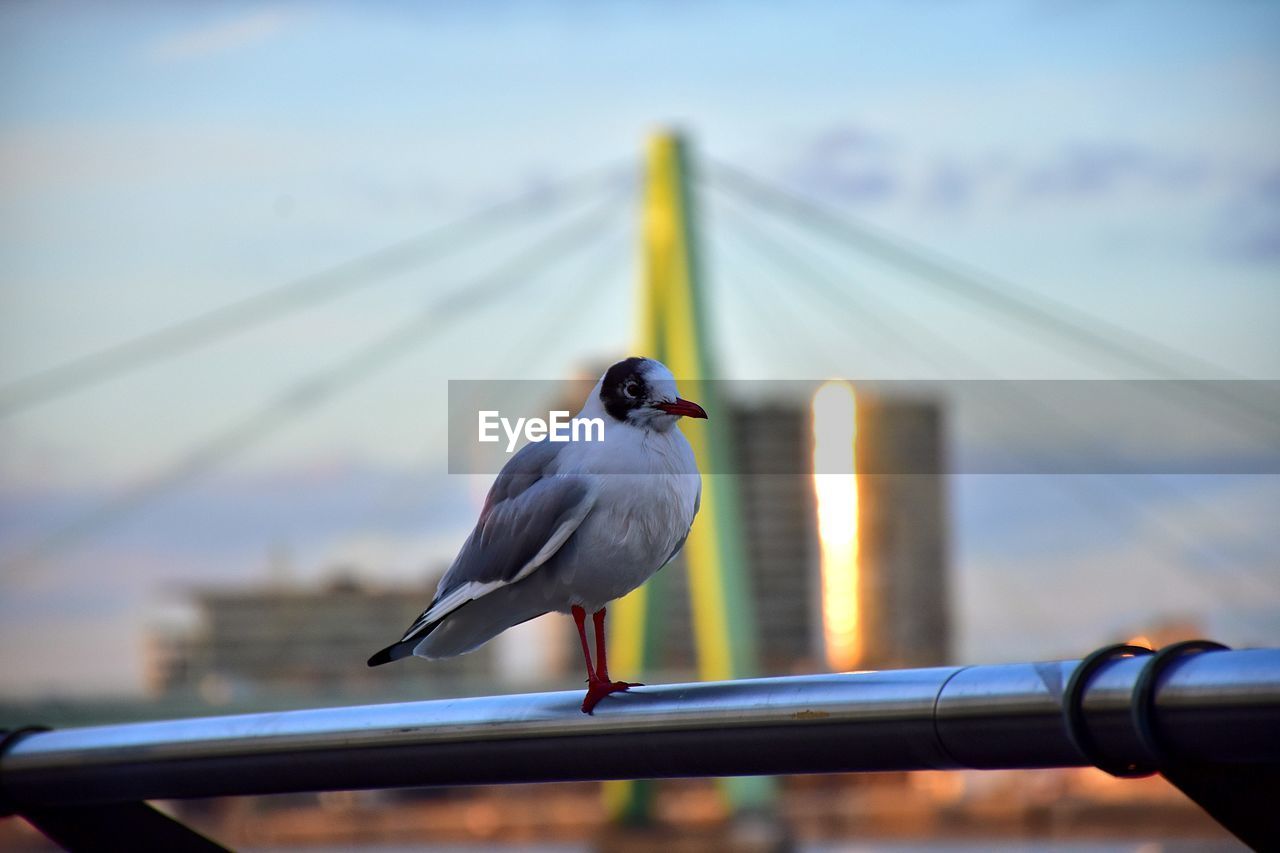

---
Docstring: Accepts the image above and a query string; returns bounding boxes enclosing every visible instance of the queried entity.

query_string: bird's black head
[597,357,707,429]
[599,357,652,422]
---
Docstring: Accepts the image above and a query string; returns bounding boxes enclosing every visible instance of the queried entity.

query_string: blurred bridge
[1,133,1277,850]
[1,130,1273,605]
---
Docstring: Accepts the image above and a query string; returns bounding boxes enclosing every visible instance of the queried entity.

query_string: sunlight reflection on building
[812,380,861,671]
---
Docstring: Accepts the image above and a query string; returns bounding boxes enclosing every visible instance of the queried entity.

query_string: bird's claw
[580,678,638,714]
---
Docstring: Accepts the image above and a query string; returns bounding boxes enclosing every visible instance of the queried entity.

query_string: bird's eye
[623,381,639,398]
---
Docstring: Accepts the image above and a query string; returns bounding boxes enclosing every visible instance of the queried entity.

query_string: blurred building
[640,392,950,676]
[650,404,820,674]
[147,573,496,701]
[855,396,951,669]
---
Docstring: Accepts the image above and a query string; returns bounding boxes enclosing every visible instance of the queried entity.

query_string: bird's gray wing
[396,440,595,643]
[659,481,701,568]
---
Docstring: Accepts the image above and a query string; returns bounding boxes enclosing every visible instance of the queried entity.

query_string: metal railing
[2,645,1278,850]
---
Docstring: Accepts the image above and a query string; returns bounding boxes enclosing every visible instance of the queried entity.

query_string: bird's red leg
[580,606,642,715]
[593,607,611,681]
[572,605,596,682]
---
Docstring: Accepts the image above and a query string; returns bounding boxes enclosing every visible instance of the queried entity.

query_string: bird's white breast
[547,420,701,611]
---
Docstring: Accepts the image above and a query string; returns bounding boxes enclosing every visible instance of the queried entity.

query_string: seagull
[368,356,705,714]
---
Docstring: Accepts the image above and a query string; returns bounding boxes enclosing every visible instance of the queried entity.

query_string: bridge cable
[712,195,1278,605]
[0,196,623,576]
[353,210,636,540]
[702,159,1280,431]
[0,163,630,418]
[711,200,1101,626]
[710,197,977,379]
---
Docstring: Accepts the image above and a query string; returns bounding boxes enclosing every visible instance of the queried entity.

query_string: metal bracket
[1065,640,1279,851]
[2,726,229,853]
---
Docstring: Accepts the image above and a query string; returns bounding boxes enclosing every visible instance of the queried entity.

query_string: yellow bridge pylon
[605,131,775,823]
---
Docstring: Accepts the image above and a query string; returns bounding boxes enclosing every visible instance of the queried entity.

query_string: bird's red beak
[655,398,707,419]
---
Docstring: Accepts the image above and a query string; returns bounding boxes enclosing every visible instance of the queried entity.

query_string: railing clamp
[1062,643,1154,777]
[1129,639,1229,768]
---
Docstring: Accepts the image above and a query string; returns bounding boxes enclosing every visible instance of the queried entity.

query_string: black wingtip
[367,645,400,667]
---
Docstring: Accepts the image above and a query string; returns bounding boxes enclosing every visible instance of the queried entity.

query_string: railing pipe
[2,648,1276,807]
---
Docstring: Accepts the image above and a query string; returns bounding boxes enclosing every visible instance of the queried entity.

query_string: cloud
[1017,142,1208,199]
[802,125,894,159]
[784,124,900,204]
[147,8,297,63]
[778,125,1280,265]
[921,159,976,210]
[1227,225,1280,261]
[1213,167,1280,261]
[780,125,1244,212]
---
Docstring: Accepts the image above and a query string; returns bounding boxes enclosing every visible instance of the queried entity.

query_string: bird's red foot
[581,678,643,714]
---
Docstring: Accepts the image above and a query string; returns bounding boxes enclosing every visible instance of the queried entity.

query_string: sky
[1,1,1278,696]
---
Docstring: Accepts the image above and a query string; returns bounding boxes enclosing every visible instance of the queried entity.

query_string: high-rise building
[855,396,951,669]
[640,392,950,675]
